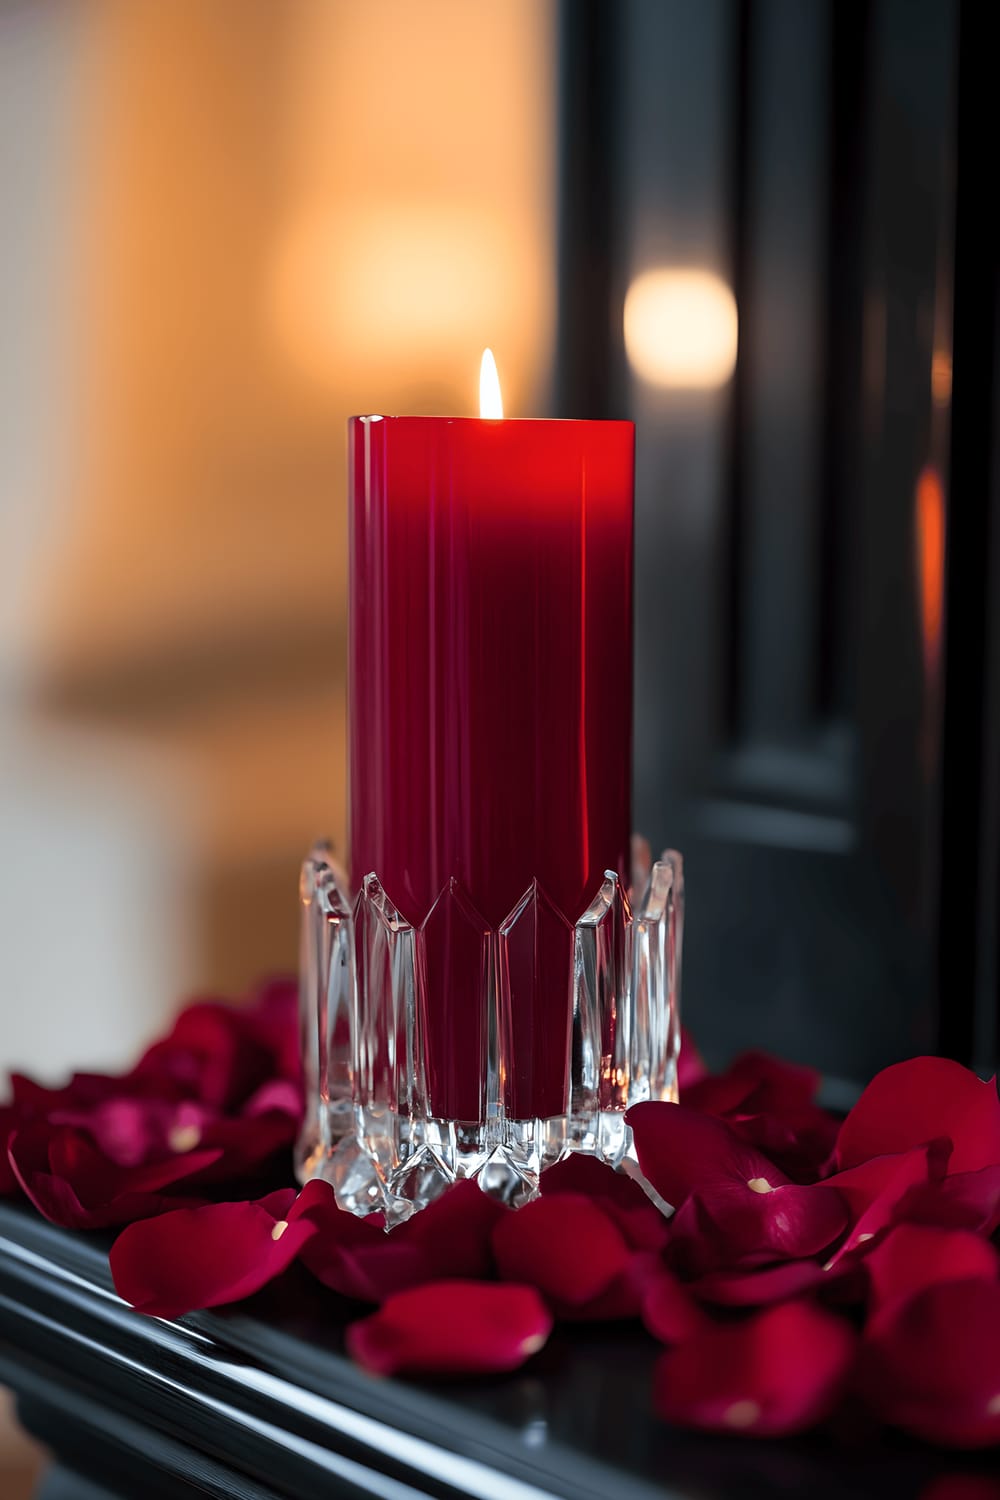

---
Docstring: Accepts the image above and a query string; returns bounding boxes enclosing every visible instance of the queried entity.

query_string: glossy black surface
[2,1200,999,1499]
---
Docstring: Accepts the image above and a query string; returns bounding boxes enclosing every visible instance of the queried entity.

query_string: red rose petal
[10,1070,150,1113]
[665,1180,847,1276]
[548,1250,665,1323]
[177,1109,300,1185]
[822,1141,950,1221]
[822,1143,950,1268]
[627,1105,846,1271]
[401,1178,507,1281]
[290,1180,418,1302]
[132,1001,275,1112]
[642,1268,707,1343]
[896,1164,1000,1237]
[0,1106,21,1196]
[730,1106,839,1184]
[40,1083,298,1183]
[540,1150,646,1207]
[492,1192,631,1306]
[295,1178,504,1304]
[50,1097,183,1169]
[836,1058,1000,1176]
[8,1122,220,1230]
[110,1192,315,1318]
[682,1051,819,1120]
[859,1279,1000,1447]
[863,1223,999,1329]
[655,1300,856,1437]
[689,1259,831,1309]
[677,1027,708,1092]
[540,1153,670,1250]
[346,1280,553,1377]
[243,1078,302,1120]
[240,976,301,1083]
[627,1101,795,1206]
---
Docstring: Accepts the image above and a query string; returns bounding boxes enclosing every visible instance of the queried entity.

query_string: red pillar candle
[349,404,634,1122]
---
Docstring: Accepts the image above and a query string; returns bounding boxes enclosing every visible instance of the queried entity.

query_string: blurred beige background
[1,0,554,1075]
[0,3,554,1486]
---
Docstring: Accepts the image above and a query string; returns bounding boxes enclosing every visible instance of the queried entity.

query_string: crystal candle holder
[295,840,683,1225]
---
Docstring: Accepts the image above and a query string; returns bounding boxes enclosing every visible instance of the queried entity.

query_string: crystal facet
[293,845,353,1182]
[297,844,683,1221]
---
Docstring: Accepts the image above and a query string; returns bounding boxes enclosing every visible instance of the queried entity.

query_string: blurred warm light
[479,348,503,418]
[931,349,952,408]
[9,0,554,1030]
[269,204,539,404]
[624,268,738,389]
[915,464,945,680]
[40,0,554,679]
[265,1,553,414]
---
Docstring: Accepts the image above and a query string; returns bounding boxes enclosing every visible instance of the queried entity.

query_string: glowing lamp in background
[623,268,738,389]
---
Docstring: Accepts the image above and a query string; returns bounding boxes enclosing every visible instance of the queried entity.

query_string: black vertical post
[937,0,1000,1070]
[554,0,625,418]
[722,0,752,739]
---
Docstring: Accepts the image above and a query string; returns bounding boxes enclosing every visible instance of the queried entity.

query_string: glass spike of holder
[295,840,683,1226]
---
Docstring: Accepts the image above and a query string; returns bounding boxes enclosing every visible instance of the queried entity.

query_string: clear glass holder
[295,839,683,1226]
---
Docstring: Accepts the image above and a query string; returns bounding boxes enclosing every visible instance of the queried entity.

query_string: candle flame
[479,348,503,419]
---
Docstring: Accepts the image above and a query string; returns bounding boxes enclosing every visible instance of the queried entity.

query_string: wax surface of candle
[349,415,634,1120]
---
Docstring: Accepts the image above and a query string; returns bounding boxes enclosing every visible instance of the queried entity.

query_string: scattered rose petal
[655,1300,856,1436]
[45,1089,299,1184]
[175,1105,300,1186]
[548,1250,665,1323]
[299,1208,420,1303]
[668,1046,836,1183]
[863,1224,999,1329]
[858,1280,1000,1447]
[110,1189,313,1318]
[493,1192,630,1306]
[11,987,1000,1453]
[822,1143,951,1268]
[730,1106,839,1184]
[836,1058,1000,1176]
[0,1106,21,1196]
[682,1051,819,1120]
[132,1000,277,1112]
[346,1280,553,1377]
[243,1078,302,1120]
[689,1260,832,1309]
[8,1122,221,1230]
[628,1104,847,1271]
[49,1096,186,1169]
[297,1178,505,1304]
[895,1164,1000,1238]
[642,1268,707,1343]
[540,1153,670,1249]
[677,1027,708,1092]
[9,1069,159,1115]
[239,976,301,1084]
[822,1141,951,1222]
[629,1101,801,1206]
[400,1179,507,1281]
[665,1182,847,1278]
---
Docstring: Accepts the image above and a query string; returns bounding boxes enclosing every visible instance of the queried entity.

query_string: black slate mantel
[0,1199,995,1499]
